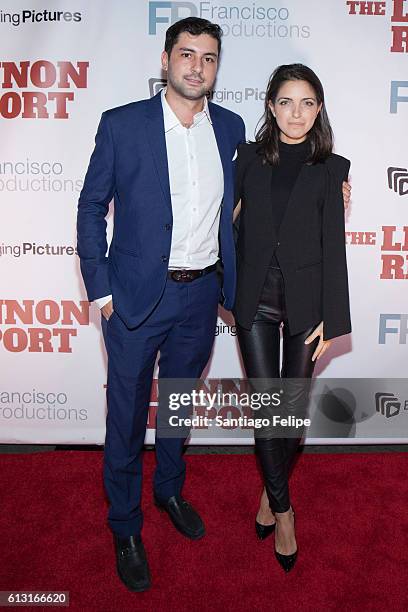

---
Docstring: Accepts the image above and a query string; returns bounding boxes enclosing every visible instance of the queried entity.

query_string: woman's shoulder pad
[325,153,351,177]
[326,152,350,168]
[238,141,259,154]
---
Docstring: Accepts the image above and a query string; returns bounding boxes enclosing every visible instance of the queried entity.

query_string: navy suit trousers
[101,271,220,537]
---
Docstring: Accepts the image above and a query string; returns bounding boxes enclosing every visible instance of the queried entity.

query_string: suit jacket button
[161,255,168,262]
[277,242,280,246]
[164,224,171,231]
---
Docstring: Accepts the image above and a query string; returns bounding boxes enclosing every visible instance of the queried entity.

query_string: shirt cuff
[94,294,112,309]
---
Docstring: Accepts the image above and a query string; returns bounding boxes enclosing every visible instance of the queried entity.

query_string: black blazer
[233,143,351,340]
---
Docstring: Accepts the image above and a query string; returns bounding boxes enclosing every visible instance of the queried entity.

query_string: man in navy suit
[77,17,245,591]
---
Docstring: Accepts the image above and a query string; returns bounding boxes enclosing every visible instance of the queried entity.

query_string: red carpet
[0,451,407,611]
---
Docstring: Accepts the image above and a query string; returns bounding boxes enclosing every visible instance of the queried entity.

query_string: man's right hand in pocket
[101,300,114,321]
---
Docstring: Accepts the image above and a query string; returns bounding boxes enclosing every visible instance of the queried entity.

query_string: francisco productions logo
[387,166,408,195]
[0,10,82,27]
[148,1,311,39]
[390,81,408,113]
[378,314,408,343]
[375,391,408,418]
[0,159,83,193]
[0,389,88,422]
[0,60,89,119]
[347,0,408,53]
[0,299,90,353]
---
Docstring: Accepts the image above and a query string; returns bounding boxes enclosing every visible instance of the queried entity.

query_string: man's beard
[167,70,209,101]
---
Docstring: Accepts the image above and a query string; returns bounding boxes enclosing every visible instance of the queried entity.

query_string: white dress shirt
[95,89,224,309]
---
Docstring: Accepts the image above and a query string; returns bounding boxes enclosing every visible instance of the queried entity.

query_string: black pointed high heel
[274,507,297,572]
[255,519,276,540]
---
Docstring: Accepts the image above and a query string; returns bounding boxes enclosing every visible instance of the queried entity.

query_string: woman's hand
[304,321,332,361]
[342,180,351,209]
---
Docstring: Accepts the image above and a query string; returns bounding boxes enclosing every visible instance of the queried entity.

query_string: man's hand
[233,199,241,222]
[342,180,351,209]
[304,321,332,361]
[101,300,114,321]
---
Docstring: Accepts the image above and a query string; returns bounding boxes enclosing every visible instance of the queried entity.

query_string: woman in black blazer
[233,64,351,572]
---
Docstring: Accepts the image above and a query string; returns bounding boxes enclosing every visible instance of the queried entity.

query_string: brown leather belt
[167,263,217,282]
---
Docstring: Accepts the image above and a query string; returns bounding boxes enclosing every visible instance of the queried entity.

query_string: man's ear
[161,50,168,72]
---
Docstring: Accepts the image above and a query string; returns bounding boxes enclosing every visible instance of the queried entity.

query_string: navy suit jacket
[77,91,246,328]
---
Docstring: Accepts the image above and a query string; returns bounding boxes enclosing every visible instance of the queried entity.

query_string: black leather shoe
[255,519,276,540]
[274,507,297,573]
[274,548,298,572]
[114,534,151,592]
[154,494,205,540]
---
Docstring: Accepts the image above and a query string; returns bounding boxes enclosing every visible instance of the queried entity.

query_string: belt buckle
[171,269,195,282]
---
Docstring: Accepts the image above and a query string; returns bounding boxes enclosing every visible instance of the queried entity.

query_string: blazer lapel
[260,159,278,243]
[249,155,277,244]
[278,163,316,238]
[144,92,172,211]
[209,104,231,203]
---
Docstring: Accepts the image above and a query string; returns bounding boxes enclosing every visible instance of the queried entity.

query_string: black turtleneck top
[270,138,310,266]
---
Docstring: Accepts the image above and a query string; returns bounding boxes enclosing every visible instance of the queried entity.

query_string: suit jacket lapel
[145,92,172,212]
[209,104,231,203]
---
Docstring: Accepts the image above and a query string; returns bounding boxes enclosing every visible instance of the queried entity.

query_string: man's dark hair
[164,17,222,56]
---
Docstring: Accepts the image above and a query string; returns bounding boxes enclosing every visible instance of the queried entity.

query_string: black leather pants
[237,266,319,513]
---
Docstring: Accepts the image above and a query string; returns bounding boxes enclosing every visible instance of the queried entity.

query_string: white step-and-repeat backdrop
[1,0,407,444]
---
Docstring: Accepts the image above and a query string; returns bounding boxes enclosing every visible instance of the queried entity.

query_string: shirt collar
[161,87,212,133]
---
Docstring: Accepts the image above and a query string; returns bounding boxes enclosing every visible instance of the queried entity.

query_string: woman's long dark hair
[255,64,333,165]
